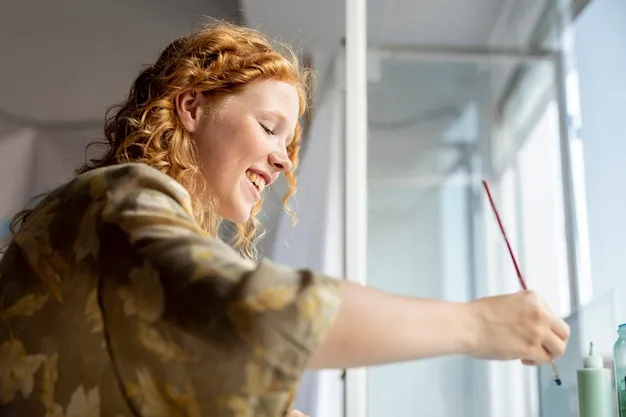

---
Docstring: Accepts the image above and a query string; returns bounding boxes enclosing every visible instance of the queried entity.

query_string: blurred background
[1,0,625,416]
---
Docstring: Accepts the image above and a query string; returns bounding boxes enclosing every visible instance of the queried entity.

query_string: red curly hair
[63,21,312,259]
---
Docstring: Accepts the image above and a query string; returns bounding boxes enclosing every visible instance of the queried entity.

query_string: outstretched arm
[308,282,472,368]
[309,280,570,369]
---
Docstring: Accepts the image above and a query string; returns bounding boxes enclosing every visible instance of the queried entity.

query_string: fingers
[550,315,571,342]
[525,344,553,364]
[521,292,569,363]
[542,331,567,360]
[470,290,570,362]
[522,329,565,366]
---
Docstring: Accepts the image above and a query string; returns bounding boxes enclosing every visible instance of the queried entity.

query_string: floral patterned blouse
[0,163,341,417]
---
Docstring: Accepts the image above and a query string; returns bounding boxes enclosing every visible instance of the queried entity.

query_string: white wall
[0,128,37,232]
[0,1,242,241]
[574,0,626,297]
[0,0,241,122]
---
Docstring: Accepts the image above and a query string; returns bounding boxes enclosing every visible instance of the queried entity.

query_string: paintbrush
[482,179,562,387]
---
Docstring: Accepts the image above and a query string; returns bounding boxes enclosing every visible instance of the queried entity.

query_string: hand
[287,411,309,417]
[466,290,570,364]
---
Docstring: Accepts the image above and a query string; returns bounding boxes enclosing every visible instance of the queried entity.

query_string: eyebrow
[262,109,287,122]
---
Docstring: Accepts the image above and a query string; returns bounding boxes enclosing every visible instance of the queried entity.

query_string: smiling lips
[245,170,266,192]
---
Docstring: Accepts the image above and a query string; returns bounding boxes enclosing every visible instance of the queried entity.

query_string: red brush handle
[481,180,528,290]
[482,180,563,385]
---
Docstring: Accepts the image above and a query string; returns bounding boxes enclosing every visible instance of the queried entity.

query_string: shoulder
[73,163,192,207]
[64,163,199,234]
[13,163,196,257]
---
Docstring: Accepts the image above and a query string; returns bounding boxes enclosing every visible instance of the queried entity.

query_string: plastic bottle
[577,341,612,417]
[614,323,626,417]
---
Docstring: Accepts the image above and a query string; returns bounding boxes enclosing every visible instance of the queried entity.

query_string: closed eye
[259,122,277,136]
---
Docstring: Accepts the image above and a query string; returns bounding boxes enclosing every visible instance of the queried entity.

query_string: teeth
[245,170,266,192]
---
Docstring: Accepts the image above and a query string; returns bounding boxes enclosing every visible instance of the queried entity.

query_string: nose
[269,150,293,172]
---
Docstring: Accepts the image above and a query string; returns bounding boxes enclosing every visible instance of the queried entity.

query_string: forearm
[308,280,477,369]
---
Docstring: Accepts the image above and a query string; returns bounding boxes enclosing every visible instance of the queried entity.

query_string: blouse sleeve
[93,163,342,379]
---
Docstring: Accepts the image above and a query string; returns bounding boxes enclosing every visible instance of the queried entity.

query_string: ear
[175,90,206,133]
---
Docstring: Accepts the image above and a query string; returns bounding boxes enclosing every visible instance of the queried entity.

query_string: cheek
[195,121,272,187]
[195,120,240,169]
[234,126,273,163]
[249,137,273,159]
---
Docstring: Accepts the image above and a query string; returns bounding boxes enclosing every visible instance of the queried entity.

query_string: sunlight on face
[194,79,300,223]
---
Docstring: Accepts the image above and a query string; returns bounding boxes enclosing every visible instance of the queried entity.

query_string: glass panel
[365,48,569,417]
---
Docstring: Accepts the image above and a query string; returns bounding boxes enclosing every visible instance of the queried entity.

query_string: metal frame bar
[344,0,368,416]
[371,43,557,63]
[552,50,582,312]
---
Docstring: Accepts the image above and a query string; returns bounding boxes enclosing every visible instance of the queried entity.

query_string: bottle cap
[582,341,604,369]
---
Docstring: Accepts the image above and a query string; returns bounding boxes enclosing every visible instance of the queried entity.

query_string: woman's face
[176,79,300,223]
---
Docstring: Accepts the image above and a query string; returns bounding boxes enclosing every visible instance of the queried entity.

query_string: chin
[220,205,253,224]
[232,213,252,224]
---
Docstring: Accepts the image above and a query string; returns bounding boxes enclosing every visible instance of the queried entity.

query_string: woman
[0,21,569,417]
